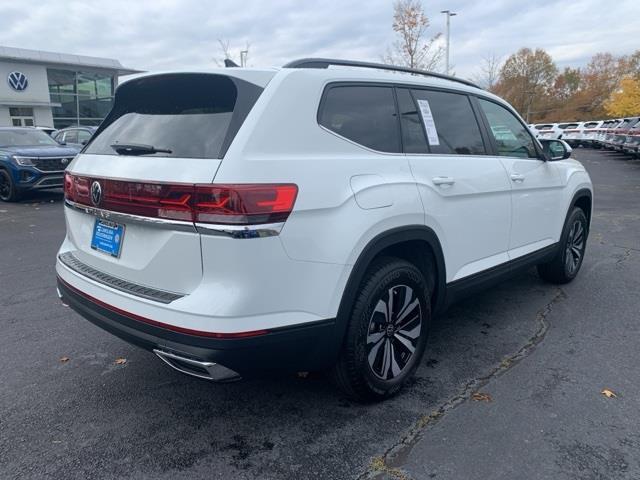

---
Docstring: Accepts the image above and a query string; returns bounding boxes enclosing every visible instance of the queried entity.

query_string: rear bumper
[57,276,339,377]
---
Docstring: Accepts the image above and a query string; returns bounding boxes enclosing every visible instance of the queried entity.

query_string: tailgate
[63,155,219,294]
[59,72,267,295]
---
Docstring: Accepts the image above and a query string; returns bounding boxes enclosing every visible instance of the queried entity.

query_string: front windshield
[0,129,60,148]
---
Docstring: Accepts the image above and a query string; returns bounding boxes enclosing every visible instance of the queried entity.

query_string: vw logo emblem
[61,158,69,165]
[7,71,28,92]
[90,181,102,207]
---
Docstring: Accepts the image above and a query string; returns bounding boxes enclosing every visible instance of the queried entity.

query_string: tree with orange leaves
[605,77,640,117]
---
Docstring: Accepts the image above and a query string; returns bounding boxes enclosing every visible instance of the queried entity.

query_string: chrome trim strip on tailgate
[195,222,284,238]
[65,200,284,238]
[64,199,196,232]
[58,251,185,304]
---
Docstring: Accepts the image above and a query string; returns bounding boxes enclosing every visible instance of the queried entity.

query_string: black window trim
[396,86,431,154]
[317,80,544,159]
[84,73,263,159]
[317,81,404,155]
[404,86,490,157]
[471,95,546,161]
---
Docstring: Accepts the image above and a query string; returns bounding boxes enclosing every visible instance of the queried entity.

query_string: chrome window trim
[64,199,197,232]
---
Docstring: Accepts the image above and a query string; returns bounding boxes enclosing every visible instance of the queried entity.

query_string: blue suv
[0,127,80,202]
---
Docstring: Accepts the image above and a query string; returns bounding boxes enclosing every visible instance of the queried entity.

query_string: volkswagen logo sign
[90,181,102,207]
[7,71,28,92]
[61,158,70,165]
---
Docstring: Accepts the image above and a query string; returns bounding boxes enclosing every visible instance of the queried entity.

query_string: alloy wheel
[565,219,585,275]
[366,284,422,380]
[0,171,11,201]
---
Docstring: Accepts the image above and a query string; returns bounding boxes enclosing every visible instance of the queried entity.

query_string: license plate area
[91,219,125,258]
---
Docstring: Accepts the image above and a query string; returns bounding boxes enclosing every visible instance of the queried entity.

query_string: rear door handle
[432,176,455,186]
[510,173,525,182]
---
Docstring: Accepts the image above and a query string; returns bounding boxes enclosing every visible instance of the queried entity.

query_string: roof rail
[282,58,481,89]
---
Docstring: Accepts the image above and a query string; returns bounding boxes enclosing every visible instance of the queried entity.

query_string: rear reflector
[64,173,298,225]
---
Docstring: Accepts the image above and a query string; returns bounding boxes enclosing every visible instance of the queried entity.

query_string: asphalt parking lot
[1,149,639,480]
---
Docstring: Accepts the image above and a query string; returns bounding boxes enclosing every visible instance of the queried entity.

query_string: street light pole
[441,10,457,75]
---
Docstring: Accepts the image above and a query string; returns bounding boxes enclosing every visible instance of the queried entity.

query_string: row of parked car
[0,126,97,201]
[528,117,640,157]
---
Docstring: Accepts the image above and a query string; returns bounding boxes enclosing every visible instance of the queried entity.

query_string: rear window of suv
[318,85,401,153]
[85,73,263,159]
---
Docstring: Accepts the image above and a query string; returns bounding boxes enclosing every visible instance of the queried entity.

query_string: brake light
[64,174,298,226]
[194,184,298,225]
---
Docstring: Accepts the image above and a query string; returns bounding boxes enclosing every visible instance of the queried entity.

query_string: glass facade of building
[48,69,115,129]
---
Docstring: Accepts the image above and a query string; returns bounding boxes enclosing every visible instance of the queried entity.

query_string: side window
[411,89,486,155]
[77,130,92,144]
[64,130,78,143]
[319,85,401,153]
[478,98,538,159]
[396,88,428,153]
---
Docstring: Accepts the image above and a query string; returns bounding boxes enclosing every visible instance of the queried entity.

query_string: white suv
[56,59,593,401]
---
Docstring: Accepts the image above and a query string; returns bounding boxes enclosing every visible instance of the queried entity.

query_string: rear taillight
[193,184,298,225]
[64,174,298,226]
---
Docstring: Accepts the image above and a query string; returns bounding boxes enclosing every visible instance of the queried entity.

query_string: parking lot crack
[360,288,567,480]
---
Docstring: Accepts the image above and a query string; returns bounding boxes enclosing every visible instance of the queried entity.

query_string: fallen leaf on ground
[601,388,617,398]
[114,357,127,365]
[472,392,492,402]
[59,356,70,363]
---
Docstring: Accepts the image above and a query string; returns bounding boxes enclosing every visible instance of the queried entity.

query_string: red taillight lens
[64,174,298,226]
[64,173,91,204]
[101,181,193,221]
[194,184,298,225]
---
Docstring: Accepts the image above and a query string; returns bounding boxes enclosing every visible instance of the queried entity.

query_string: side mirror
[539,139,572,161]
[81,140,88,146]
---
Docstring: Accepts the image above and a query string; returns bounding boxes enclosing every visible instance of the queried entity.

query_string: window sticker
[416,99,440,146]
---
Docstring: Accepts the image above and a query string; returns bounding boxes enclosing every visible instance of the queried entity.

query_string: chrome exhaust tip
[153,349,241,382]
[56,287,69,306]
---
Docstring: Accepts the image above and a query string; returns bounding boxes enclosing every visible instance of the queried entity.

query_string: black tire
[0,169,20,202]
[332,257,430,402]
[537,207,588,284]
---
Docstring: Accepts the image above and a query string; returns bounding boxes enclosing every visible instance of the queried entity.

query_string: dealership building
[0,45,141,129]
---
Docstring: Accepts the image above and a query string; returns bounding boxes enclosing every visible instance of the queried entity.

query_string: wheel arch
[569,188,593,226]
[328,226,447,362]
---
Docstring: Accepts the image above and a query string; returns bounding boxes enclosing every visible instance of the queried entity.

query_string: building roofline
[0,45,143,75]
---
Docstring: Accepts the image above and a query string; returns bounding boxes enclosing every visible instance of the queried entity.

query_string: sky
[0,0,638,79]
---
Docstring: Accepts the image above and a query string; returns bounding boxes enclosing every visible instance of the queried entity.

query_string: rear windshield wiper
[110,143,172,155]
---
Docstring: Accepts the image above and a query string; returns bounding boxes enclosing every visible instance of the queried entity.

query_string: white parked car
[56,59,593,401]
[535,123,562,139]
[559,122,583,147]
[580,120,604,147]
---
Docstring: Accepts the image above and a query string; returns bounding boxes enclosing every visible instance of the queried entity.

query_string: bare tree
[214,39,250,67]
[383,0,443,72]
[472,54,502,91]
